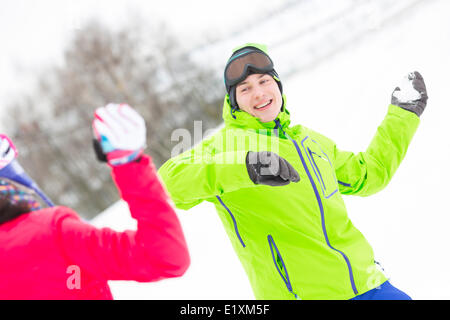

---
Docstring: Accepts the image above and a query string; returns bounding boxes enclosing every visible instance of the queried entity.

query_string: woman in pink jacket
[0,104,190,299]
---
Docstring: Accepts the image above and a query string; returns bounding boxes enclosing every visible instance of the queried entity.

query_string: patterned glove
[0,134,18,170]
[0,134,54,207]
[92,103,146,166]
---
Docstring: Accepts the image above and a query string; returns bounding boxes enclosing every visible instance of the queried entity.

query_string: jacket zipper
[305,143,338,199]
[216,196,246,248]
[268,234,299,299]
[308,148,327,190]
[274,119,358,295]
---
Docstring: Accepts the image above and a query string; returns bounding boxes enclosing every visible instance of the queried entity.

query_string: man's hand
[0,134,18,170]
[92,103,146,166]
[391,71,428,117]
[246,151,300,186]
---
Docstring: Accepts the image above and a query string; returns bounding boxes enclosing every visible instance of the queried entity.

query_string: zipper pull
[273,119,280,137]
[274,119,285,137]
[274,119,281,129]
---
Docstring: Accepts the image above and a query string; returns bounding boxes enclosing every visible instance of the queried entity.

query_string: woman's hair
[0,196,31,225]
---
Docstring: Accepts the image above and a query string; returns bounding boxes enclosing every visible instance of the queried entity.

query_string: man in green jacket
[158,43,428,300]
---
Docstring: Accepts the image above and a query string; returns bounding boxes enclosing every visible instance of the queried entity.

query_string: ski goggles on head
[224,48,274,89]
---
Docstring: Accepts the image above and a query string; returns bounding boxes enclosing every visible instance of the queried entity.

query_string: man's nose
[253,85,264,101]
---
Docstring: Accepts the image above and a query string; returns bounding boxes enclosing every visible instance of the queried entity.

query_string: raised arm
[334,72,427,196]
[56,104,190,281]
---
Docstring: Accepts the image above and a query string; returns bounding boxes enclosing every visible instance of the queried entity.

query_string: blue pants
[350,281,412,300]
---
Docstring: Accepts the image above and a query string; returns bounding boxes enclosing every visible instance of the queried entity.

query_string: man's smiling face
[235,73,282,123]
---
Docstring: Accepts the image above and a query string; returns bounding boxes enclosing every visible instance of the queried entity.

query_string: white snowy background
[1,0,449,300]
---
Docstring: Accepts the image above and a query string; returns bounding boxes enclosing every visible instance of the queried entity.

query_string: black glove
[246,151,300,186]
[391,71,428,117]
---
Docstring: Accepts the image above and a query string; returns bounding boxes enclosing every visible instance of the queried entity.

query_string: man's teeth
[255,100,271,109]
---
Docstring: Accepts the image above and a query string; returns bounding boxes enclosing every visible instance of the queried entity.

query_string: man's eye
[240,87,248,93]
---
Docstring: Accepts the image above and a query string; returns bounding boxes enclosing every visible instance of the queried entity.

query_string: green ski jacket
[158,95,420,299]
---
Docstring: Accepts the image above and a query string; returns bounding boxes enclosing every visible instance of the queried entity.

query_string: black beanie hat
[224,45,283,111]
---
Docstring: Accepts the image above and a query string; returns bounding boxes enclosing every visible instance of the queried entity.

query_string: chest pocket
[301,136,338,199]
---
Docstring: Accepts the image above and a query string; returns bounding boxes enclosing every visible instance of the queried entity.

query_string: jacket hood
[222,94,291,131]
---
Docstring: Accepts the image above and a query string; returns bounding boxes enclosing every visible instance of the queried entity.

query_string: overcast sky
[0,0,288,111]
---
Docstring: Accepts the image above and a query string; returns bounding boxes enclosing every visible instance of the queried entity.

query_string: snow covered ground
[93,0,450,300]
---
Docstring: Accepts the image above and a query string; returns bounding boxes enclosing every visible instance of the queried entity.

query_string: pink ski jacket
[0,155,190,299]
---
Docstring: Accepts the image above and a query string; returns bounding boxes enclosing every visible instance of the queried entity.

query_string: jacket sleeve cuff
[388,104,421,123]
[110,154,158,198]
